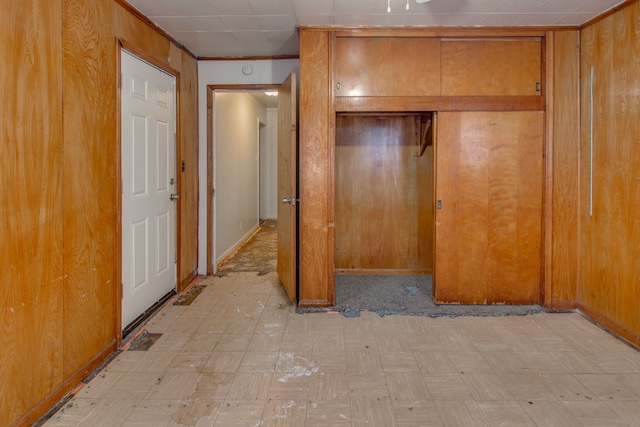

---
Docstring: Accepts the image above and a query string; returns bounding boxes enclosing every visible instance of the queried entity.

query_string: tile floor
[42,222,640,426]
[43,270,640,426]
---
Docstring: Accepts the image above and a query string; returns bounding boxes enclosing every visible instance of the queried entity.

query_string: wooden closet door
[334,37,441,97]
[434,111,543,304]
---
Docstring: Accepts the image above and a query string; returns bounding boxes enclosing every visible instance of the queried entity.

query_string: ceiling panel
[124,0,626,58]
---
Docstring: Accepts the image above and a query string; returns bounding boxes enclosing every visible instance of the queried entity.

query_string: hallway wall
[214,92,265,263]
[261,108,279,220]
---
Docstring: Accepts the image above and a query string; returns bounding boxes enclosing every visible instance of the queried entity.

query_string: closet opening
[334,112,436,308]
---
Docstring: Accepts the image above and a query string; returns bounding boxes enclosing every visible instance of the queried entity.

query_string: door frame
[206,84,279,274]
[116,40,182,344]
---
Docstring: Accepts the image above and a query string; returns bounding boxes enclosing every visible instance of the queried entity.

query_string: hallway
[41,229,640,426]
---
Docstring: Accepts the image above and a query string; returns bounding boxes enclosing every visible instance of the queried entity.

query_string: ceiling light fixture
[264,91,278,97]
[387,0,391,13]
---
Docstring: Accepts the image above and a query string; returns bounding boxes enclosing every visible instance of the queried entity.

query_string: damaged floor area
[42,225,640,426]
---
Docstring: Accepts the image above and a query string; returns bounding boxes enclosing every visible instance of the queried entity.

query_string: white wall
[260,108,278,220]
[214,92,264,263]
[198,59,299,273]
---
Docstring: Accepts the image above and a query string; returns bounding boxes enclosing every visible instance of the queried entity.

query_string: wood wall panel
[335,115,432,271]
[435,112,544,304]
[0,0,198,424]
[62,0,121,380]
[579,3,640,345]
[299,30,333,305]
[334,37,441,97]
[62,0,199,373]
[171,45,200,290]
[0,1,64,424]
[550,31,580,306]
[441,39,542,96]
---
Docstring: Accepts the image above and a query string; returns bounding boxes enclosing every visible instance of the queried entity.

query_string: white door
[121,50,177,329]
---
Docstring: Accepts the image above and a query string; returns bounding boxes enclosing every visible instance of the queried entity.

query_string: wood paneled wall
[1,0,199,425]
[1,1,64,424]
[335,115,433,272]
[549,31,581,307]
[579,2,640,346]
[299,30,334,306]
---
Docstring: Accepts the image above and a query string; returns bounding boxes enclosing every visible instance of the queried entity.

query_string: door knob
[170,193,180,201]
[282,197,298,205]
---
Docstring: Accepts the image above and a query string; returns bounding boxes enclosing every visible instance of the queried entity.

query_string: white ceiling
[125,0,624,58]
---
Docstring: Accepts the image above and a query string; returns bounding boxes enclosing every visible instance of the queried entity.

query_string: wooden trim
[327,33,337,306]
[208,84,281,91]
[334,96,546,112]
[198,55,299,61]
[336,269,432,275]
[543,32,554,308]
[299,26,570,37]
[14,341,117,427]
[113,0,196,59]
[547,301,579,311]
[206,86,214,275]
[431,113,439,300]
[298,299,332,308]
[579,304,640,349]
[119,40,180,77]
[179,269,199,290]
[175,71,185,292]
[115,40,124,345]
[206,83,280,274]
[580,0,639,29]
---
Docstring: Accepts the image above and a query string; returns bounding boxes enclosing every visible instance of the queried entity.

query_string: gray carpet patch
[297,275,543,318]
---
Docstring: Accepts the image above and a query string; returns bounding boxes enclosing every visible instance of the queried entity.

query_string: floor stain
[173,285,206,306]
[128,331,162,351]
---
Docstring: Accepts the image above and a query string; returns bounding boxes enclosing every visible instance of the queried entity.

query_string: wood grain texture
[0,1,64,424]
[579,3,640,343]
[334,96,546,113]
[171,43,200,291]
[434,112,544,304]
[441,39,542,96]
[335,115,433,271]
[0,0,200,425]
[334,37,441,97]
[277,73,297,300]
[299,30,332,305]
[62,0,199,378]
[550,31,580,306]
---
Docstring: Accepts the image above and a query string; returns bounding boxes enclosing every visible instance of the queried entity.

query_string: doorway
[120,50,178,332]
[208,89,278,272]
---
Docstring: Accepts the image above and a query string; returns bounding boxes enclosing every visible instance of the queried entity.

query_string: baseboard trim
[17,341,117,427]
[546,300,579,311]
[335,269,432,275]
[577,303,640,349]
[298,299,331,308]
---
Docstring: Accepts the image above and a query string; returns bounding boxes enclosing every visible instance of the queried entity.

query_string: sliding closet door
[434,111,543,304]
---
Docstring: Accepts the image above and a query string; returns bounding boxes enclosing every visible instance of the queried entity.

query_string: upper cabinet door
[334,37,441,97]
[441,39,542,96]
